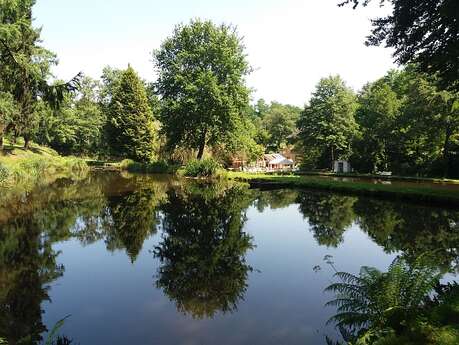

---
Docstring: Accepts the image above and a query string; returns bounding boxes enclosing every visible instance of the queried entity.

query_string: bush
[182,158,222,178]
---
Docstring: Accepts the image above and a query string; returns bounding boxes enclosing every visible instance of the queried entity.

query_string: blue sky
[34,0,394,106]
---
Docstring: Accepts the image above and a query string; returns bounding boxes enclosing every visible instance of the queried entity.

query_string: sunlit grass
[0,140,88,188]
[228,172,459,205]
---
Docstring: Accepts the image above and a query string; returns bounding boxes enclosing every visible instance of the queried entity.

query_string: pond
[0,172,458,345]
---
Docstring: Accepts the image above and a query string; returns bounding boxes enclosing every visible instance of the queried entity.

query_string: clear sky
[34,0,395,107]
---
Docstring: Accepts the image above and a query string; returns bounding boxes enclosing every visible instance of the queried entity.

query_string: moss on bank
[228,172,459,206]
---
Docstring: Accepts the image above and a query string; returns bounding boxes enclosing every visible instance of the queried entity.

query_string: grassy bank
[0,141,88,189]
[296,170,459,185]
[87,159,179,174]
[228,172,459,206]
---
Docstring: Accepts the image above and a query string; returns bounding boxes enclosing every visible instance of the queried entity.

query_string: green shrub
[182,158,222,178]
[119,159,135,170]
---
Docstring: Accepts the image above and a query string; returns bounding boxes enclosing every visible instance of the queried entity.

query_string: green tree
[298,76,358,169]
[340,0,459,91]
[0,92,18,150]
[384,69,459,177]
[106,66,158,162]
[35,77,104,156]
[0,0,80,149]
[154,19,251,160]
[261,102,301,152]
[353,78,401,172]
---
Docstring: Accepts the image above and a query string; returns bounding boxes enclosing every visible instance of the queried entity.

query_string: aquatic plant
[326,256,440,334]
[324,256,459,344]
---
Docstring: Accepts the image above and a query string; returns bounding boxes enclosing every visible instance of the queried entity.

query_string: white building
[333,160,352,173]
[264,154,294,171]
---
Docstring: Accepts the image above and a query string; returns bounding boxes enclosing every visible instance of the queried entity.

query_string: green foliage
[251,101,301,152]
[182,158,222,178]
[298,75,359,169]
[118,159,177,174]
[341,0,459,91]
[326,256,442,343]
[154,19,251,160]
[0,92,18,147]
[350,68,459,178]
[352,79,401,173]
[106,66,158,162]
[0,147,88,188]
[34,77,105,157]
[0,0,81,149]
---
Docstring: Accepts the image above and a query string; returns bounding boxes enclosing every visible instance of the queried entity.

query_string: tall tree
[35,77,105,156]
[298,75,358,169]
[0,0,80,149]
[106,66,158,162]
[353,78,401,172]
[154,19,251,160]
[0,92,18,150]
[340,0,459,91]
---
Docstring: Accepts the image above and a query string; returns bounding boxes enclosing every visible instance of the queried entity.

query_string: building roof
[264,153,294,165]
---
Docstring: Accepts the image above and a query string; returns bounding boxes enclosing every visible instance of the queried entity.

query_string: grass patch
[0,141,88,188]
[228,172,459,206]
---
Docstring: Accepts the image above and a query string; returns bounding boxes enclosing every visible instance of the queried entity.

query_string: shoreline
[228,172,459,207]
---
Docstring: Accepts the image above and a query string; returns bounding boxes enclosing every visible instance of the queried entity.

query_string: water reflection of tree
[154,182,255,319]
[104,186,166,262]
[254,189,299,212]
[0,218,64,345]
[355,199,459,271]
[297,192,357,247]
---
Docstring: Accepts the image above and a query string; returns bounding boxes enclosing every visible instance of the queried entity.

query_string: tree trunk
[0,133,3,152]
[196,129,207,160]
[330,146,335,170]
[443,125,452,178]
[24,135,30,150]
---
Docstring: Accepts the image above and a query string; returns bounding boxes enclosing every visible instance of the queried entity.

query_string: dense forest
[0,0,458,177]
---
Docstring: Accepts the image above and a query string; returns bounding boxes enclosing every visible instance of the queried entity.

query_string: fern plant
[325,256,441,339]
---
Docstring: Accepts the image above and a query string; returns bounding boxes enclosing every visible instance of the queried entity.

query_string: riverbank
[228,172,459,206]
[0,142,88,190]
[296,170,459,185]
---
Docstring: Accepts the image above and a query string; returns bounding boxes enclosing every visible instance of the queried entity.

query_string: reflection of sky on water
[43,202,398,345]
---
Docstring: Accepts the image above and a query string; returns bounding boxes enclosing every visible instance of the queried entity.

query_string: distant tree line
[298,69,459,177]
[0,0,457,177]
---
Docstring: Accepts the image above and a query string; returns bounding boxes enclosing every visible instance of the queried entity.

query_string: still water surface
[0,172,458,344]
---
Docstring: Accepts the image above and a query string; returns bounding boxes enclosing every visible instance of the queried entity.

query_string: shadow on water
[0,172,458,344]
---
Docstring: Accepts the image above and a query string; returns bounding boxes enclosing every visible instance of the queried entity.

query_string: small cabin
[264,154,294,171]
[230,153,294,172]
[333,160,352,173]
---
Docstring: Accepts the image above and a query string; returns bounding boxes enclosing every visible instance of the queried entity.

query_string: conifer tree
[106,66,158,162]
